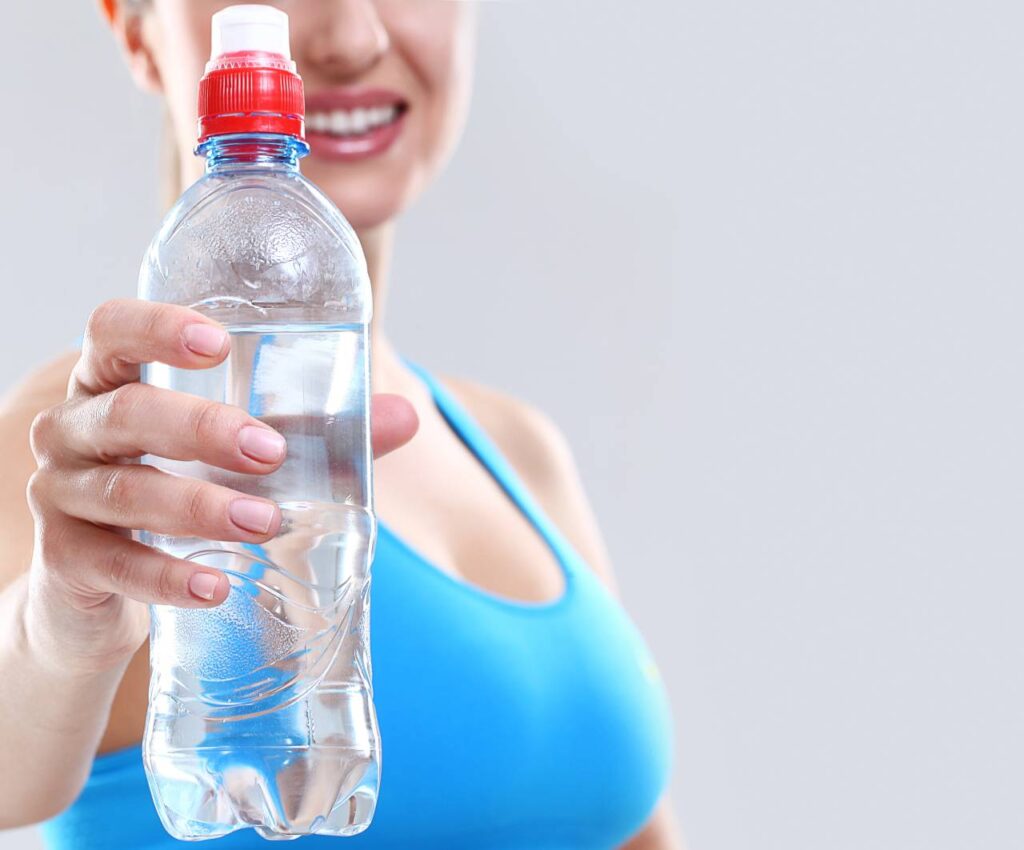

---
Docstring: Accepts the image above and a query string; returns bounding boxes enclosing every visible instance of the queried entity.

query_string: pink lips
[304,87,407,163]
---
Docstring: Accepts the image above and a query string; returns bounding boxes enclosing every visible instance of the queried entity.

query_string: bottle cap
[197,5,304,143]
[210,4,292,61]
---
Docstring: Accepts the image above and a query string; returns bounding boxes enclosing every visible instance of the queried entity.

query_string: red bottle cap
[196,6,304,144]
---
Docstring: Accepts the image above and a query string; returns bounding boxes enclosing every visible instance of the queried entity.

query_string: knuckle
[104,545,136,591]
[67,360,92,398]
[28,406,60,461]
[103,383,144,432]
[154,556,186,602]
[84,300,124,342]
[25,469,49,513]
[181,481,214,530]
[141,302,174,344]
[189,399,227,446]
[100,466,138,520]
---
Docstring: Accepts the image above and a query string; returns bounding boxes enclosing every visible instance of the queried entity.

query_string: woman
[0,1,678,848]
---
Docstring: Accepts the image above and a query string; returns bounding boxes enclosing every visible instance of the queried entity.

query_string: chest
[338,535,673,849]
[372,408,565,604]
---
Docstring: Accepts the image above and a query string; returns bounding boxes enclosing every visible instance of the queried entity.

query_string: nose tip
[301,0,390,80]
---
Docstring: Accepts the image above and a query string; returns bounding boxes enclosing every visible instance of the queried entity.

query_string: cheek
[304,6,476,230]
[150,1,213,150]
[392,5,476,174]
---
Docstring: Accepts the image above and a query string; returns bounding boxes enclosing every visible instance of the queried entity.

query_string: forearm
[0,573,130,827]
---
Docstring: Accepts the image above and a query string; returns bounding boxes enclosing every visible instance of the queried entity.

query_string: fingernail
[239,426,286,463]
[229,498,277,534]
[183,324,228,357]
[188,572,220,601]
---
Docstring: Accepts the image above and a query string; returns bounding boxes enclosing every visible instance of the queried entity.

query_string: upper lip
[304,86,407,114]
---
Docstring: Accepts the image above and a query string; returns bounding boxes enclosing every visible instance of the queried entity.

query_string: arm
[446,378,685,850]
[0,363,135,825]
[0,574,137,826]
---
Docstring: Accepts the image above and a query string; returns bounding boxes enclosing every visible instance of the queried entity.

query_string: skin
[0,2,682,846]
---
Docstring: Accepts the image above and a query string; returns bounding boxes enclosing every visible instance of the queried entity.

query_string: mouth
[303,88,408,162]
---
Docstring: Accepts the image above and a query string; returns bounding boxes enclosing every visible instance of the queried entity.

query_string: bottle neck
[199,133,309,172]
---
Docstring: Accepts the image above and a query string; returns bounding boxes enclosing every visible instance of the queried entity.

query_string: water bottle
[135,6,379,840]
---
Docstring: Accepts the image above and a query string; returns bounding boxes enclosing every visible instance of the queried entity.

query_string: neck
[355,221,406,392]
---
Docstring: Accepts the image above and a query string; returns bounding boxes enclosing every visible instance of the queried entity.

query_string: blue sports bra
[41,365,673,850]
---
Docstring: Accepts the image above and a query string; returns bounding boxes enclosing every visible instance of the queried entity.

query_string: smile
[303,88,409,162]
[306,105,404,137]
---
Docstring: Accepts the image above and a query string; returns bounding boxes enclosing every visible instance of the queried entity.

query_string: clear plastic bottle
[135,6,379,840]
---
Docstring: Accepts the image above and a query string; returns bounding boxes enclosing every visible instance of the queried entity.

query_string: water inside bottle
[139,323,379,840]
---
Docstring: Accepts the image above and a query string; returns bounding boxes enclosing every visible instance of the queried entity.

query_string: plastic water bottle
[135,6,379,840]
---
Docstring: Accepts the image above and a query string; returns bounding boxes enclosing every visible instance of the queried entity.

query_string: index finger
[70,299,229,398]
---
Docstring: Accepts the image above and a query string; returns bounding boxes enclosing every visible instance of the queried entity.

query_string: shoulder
[0,351,78,415]
[442,375,618,590]
[442,377,574,492]
[0,351,78,438]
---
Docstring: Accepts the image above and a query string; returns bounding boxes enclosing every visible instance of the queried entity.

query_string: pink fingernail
[229,499,277,534]
[183,324,228,357]
[188,572,220,601]
[239,426,286,463]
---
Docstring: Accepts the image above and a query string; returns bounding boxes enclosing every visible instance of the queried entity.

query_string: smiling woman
[0,1,680,849]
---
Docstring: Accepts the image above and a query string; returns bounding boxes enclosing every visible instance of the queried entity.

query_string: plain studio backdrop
[2,1,1023,848]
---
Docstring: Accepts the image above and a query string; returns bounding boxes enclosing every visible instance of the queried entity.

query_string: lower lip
[305,110,407,162]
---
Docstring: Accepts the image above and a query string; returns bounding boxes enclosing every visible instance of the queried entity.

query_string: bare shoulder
[442,377,573,486]
[0,351,77,413]
[0,351,78,587]
[442,375,617,589]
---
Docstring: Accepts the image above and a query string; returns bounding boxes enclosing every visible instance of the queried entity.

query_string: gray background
[1,1,1021,849]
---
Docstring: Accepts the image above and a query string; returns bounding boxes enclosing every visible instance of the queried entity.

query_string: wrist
[0,573,132,768]
[18,571,142,679]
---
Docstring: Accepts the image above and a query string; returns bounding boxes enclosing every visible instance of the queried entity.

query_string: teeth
[306,105,400,136]
[330,111,352,134]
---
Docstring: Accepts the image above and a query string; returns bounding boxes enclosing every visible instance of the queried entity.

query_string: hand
[24,299,417,673]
